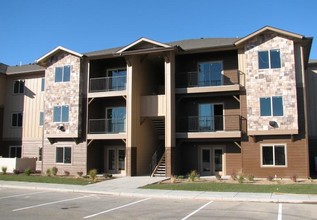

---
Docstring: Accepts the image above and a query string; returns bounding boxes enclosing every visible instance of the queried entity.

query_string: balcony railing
[177,115,240,132]
[89,75,127,92]
[176,71,239,88]
[88,118,126,134]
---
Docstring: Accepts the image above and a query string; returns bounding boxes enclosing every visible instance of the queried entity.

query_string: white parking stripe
[83,197,151,219]
[278,203,282,220]
[0,191,47,200]
[13,194,94,211]
[181,201,213,220]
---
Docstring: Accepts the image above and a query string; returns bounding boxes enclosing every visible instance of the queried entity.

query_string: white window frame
[12,79,25,94]
[53,105,69,123]
[54,65,71,83]
[260,96,284,117]
[56,146,72,164]
[258,49,281,69]
[260,144,287,167]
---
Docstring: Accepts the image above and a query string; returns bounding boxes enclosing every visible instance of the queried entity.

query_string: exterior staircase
[151,152,166,177]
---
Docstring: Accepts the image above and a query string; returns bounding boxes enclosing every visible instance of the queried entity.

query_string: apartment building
[0,26,315,178]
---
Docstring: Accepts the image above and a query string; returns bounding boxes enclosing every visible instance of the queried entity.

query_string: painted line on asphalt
[12,194,94,211]
[181,201,213,220]
[278,203,282,220]
[83,197,151,219]
[0,191,48,200]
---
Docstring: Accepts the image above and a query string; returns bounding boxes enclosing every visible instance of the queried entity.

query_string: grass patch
[142,182,317,194]
[0,174,91,185]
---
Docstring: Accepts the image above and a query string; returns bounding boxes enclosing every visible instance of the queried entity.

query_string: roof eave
[177,45,237,55]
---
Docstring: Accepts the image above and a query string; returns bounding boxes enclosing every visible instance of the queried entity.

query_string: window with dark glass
[198,61,223,86]
[260,96,283,116]
[53,105,69,122]
[262,145,286,166]
[13,80,25,94]
[11,112,23,127]
[39,112,44,126]
[258,49,281,69]
[55,65,71,82]
[41,78,45,91]
[9,146,21,158]
[56,147,71,164]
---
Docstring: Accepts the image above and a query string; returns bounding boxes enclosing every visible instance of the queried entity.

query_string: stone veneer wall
[244,33,298,133]
[44,52,82,137]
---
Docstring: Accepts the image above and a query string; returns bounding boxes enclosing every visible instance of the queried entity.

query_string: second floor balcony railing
[88,118,126,134]
[90,75,127,92]
[177,115,240,132]
[176,71,239,88]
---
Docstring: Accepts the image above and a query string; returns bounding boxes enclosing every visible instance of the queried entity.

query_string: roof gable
[116,38,172,54]
[37,46,83,67]
[234,26,304,46]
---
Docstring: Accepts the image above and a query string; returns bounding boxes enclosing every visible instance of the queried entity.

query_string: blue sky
[1,0,316,65]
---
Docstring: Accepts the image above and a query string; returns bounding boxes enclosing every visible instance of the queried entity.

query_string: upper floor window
[11,112,23,127]
[53,105,69,122]
[39,112,44,126]
[106,106,126,133]
[13,80,25,94]
[107,68,127,91]
[41,77,45,91]
[258,49,281,69]
[260,96,283,116]
[198,61,223,86]
[55,65,70,82]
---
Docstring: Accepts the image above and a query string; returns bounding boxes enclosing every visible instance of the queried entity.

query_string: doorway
[200,146,225,176]
[107,148,126,174]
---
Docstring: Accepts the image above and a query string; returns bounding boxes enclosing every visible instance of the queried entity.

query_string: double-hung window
[260,96,283,116]
[39,112,44,126]
[53,105,69,122]
[13,80,25,94]
[56,147,71,164]
[55,65,71,82]
[261,144,286,166]
[9,146,21,158]
[11,112,23,127]
[258,49,281,69]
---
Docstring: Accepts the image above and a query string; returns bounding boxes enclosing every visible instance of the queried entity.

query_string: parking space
[0,188,316,219]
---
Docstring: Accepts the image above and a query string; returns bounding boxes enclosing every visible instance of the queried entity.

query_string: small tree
[1,166,7,175]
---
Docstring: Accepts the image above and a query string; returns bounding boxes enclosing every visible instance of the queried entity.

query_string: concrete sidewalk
[1,177,317,204]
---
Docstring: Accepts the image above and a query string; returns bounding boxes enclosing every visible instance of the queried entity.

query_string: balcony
[176,115,241,139]
[89,75,127,98]
[87,118,126,139]
[175,70,240,94]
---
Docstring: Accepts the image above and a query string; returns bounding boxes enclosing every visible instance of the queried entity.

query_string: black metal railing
[89,75,127,92]
[150,142,165,175]
[176,70,239,88]
[177,115,240,132]
[88,118,126,134]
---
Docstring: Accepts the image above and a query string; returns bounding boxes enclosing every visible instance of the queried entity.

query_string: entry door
[214,148,223,175]
[107,148,126,174]
[201,147,212,176]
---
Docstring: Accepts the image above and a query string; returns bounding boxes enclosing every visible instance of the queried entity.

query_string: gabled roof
[168,38,239,51]
[234,26,304,46]
[6,64,45,75]
[37,46,83,67]
[116,37,172,54]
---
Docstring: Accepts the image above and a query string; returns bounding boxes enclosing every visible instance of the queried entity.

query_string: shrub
[231,173,237,181]
[64,170,70,176]
[13,169,20,175]
[51,167,58,176]
[103,173,112,179]
[215,174,221,180]
[46,168,51,177]
[247,174,254,182]
[188,170,199,182]
[1,166,7,174]
[170,175,177,183]
[89,169,97,182]
[177,175,185,179]
[267,176,274,181]
[24,168,32,176]
[77,171,83,177]
[238,175,244,183]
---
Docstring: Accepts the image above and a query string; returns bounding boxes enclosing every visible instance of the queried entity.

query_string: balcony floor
[176,131,241,139]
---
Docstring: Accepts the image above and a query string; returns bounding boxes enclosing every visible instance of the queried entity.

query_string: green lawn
[142,182,317,194]
[0,174,91,185]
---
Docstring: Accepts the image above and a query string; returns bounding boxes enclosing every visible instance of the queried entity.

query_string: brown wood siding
[225,143,242,175]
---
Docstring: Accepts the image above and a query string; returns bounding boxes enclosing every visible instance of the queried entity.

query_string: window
[38,147,43,161]
[9,146,21,158]
[107,68,127,90]
[198,61,223,86]
[41,78,45,91]
[260,96,283,116]
[39,112,44,126]
[258,49,281,69]
[53,105,69,122]
[55,65,70,82]
[13,80,25,94]
[56,147,71,164]
[11,112,23,127]
[261,144,286,166]
[106,107,126,133]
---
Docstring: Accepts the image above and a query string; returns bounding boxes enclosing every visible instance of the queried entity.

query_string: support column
[165,52,176,176]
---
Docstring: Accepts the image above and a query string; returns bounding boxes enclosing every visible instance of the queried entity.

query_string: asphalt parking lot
[0,188,316,220]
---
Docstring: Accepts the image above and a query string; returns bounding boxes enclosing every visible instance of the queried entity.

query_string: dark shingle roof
[84,38,240,58]
[6,64,45,75]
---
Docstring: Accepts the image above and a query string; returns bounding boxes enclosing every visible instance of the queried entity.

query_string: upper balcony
[89,75,127,98]
[175,70,240,94]
[87,118,126,139]
[176,115,241,139]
